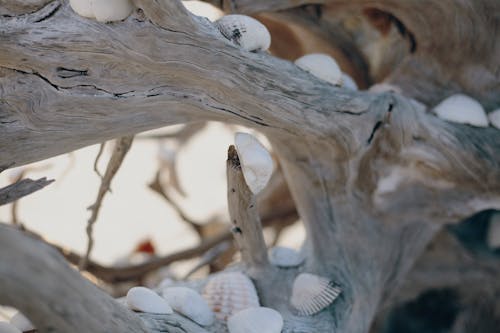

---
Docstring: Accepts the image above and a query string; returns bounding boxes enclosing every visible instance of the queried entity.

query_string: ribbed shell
[290,273,341,316]
[202,272,260,321]
[216,15,271,52]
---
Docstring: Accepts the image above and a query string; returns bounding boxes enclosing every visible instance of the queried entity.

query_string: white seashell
[433,94,489,127]
[234,132,274,195]
[69,0,94,18]
[295,53,342,86]
[9,312,34,332]
[161,287,215,326]
[90,0,134,23]
[126,286,173,314]
[487,212,500,249]
[290,273,341,316]
[369,83,401,94]
[342,73,358,91]
[216,15,271,52]
[488,109,500,129]
[0,322,22,333]
[268,246,305,268]
[202,272,260,321]
[227,307,283,333]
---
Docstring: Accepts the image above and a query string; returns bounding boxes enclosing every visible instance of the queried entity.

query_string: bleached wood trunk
[0,0,499,332]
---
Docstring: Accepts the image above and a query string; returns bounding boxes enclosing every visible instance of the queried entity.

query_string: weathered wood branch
[0,177,53,205]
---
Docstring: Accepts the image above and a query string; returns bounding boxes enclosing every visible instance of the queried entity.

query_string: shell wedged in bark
[290,273,341,316]
[216,15,271,52]
[433,94,489,127]
[227,307,283,333]
[295,53,342,86]
[90,0,134,23]
[126,286,173,314]
[161,287,215,326]
[202,272,260,321]
[9,312,34,332]
[69,0,94,18]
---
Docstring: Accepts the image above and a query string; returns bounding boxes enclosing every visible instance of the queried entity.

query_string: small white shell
[202,272,260,321]
[295,53,342,86]
[369,83,401,94]
[234,132,274,195]
[487,212,500,249]
[290,273,341,316]
[69,0,94,18]
[126,286,173,314]
[0,322,22,333]
[9,312,34,332]
[90,0,134,23]
[433,94,489,127]
[216,15,271,52]
[268,246,305,268]
[227,307,283,333]
[342,73,358,91]
[161,287,215,326]
[488,109,500,129]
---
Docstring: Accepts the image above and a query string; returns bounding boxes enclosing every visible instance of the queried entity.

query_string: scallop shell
[9,312,34,332]
[216,15,271,52]
[488,109,500,129]
[290,273,341,316]
[69,0,94,18]
[342,73,358,91]
[433,94,489,127]
[202,272,260,321]
[90,0,134,23]
[268,246,305,268]
[295,53,342,86]
[234,132,274,195]
[0,322,22,333]
[487,212,500,249]
[227,307,283,333]
[126,286,173,314]
[162,287,215,326]
[369,83,401,94]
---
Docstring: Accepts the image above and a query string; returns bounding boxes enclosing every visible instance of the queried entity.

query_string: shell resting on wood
[295,53,343,86]
[70,0,134,22]
[202,271,260,321]
[268,246,305,268]
[488,109,500,129]
[216,15,271,52]
[0,322,22,333]
[126,287,173,315]
[290,273,341,316]
[227,307,284,333]
[433,94,489,127]
[161,287,215,326]
[9,312,34,332]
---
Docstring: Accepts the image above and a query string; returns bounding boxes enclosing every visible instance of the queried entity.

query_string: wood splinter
[226,145,269,273]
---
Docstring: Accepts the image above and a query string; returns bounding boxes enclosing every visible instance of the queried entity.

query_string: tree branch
[0,177,53,205]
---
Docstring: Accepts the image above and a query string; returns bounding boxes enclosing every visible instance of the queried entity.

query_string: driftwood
[0,177,53,206]
[0,0,499,332]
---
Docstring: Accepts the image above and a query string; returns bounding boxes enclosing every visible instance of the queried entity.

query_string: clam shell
[162,287,215,326]
[234,132,274,195]
[9,312,34,332]
[290,273,341,316]
[202,272,260,321]
[216,15,271,52]
[268,246,305,268]
[342,73,358,91]
[487,212,500,249]
[488,109,500,129]
[227,307,283,333]
[0,322,22,333]
[295,53,342,86]
[433,94,489,127]
[69,0,94,18]
[90,0,134,23]
[126,286,173,314]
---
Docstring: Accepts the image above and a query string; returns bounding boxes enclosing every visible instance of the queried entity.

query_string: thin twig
[93,142,107,179]
[80,136,134,270]
[182,241,232,279]
[0,178,54,206]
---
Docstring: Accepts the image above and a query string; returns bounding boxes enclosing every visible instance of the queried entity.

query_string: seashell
[0,322,22,333]
[216,15,271,52]
[369,83,401,94]
[202,272,260,321]
[227,307,283,333]
[488,109,500,129]
[126,286,173,314]
[9,312,34,332]
[268,246,305,268]
[290,273,341,316]
[433,94,489,127]
[234,132,274,195]
[90,0,134,23]
[69,0,94,18]
[295,53,342,86]
[342,73,358,91]
[161,287,215,326]
[487,212,500,249]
